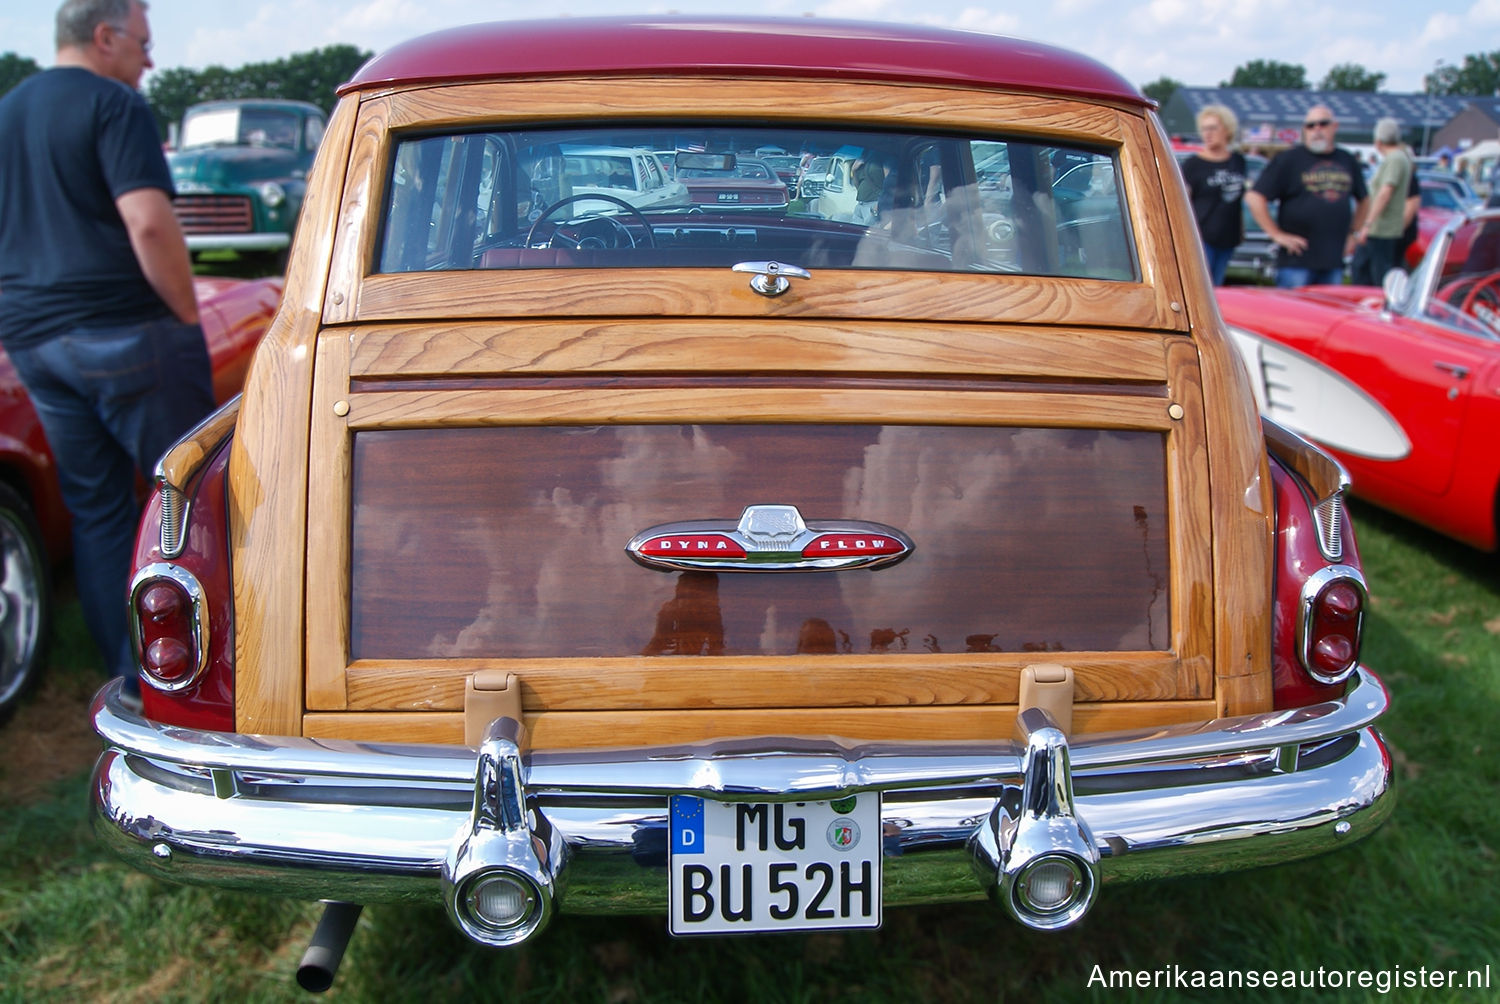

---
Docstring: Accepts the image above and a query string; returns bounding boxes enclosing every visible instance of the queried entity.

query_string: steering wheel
[525,193,656,250]
[1458,273,1500,334]
[1437,276,1479,310]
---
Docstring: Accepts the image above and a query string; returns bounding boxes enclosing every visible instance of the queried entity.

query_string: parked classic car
[0,275,282,722]
[1405,182,1477,272]
[542,146,689,215]
[168,99,327,264]
[674,154,790,212]
[91,17,1391,987]
[1221,207,1500,550]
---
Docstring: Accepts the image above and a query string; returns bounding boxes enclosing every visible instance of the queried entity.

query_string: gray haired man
[0,0,212,700]
[1352,117,1413,284]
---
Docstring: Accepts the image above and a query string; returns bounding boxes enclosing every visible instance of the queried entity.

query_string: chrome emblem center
[626,504,914,573]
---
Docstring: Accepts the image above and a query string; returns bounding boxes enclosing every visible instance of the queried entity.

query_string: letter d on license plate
[669,795,882,934]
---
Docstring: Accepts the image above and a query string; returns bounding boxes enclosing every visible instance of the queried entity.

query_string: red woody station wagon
[90,17,1392,988]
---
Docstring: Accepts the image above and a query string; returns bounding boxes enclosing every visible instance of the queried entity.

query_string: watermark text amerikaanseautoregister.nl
[1088,964,1492,994]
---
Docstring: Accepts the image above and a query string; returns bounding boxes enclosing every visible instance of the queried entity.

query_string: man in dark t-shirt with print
[0,0,212,700]
[1246,106,1370,288]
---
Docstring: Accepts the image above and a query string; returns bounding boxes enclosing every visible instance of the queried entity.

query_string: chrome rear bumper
[91,670,1392,941]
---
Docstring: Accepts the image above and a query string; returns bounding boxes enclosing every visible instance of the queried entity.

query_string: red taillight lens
[131,568,206,691]
[1303,574,1364,683]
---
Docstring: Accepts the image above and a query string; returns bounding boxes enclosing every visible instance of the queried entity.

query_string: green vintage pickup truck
[168,99,326,266]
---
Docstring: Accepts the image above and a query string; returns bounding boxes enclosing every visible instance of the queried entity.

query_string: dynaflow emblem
[625,504,913,572]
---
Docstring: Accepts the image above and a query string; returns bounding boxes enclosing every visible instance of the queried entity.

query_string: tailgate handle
[1018,663,1076,737]
[464,671,524,748]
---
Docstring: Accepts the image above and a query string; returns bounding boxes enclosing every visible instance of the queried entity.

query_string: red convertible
[1220,207,1500,550]
[0,275,282,720]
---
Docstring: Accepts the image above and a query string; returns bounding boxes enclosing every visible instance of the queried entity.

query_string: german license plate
[668,794,881,934]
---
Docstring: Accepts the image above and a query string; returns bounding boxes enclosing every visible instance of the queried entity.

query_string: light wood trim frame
[304,700,1221,748]
[303,374,1214,740]
[347,321,1169,383]
[320,77,1188,331]
[1142,118,1274,716]
[342,652,1205,713]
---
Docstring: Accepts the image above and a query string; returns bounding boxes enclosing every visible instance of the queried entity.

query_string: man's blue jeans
[1275,266,1345,288]
[7,316,214,687]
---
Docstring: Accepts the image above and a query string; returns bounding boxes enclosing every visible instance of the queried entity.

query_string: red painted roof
[341,16,1146,107]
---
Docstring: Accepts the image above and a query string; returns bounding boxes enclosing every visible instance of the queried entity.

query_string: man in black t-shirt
[0,0,212,699]
[1246,106,1370,287]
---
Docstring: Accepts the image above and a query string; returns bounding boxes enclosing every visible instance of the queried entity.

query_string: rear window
[377,125,1137,280]
[349,425,1169,661]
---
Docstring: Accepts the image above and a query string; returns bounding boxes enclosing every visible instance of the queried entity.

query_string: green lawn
[2,500,1496,1002]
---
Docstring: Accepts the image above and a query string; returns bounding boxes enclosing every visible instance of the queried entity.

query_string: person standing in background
[1246,105,1369,287]
[1351,118,1413,285]
[1180,104,1247,286]
[0,0,212,700]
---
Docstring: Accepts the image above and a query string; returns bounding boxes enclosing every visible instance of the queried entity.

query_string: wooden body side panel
[229,97,358,734]
[1143,118,1274,716]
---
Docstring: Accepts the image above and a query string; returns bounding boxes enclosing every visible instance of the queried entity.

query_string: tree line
[0,44,370,137]
[3,42,1497,129]
[1140,49,1499,108]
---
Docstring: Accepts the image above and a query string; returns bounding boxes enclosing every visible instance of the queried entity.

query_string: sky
[3,0,1498,97]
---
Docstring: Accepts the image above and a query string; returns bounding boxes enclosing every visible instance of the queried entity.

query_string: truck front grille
[173,195,254,234]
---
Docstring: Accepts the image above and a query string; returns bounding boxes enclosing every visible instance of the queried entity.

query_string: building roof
[1164,87,1472,140]
[342,16,1147,106]
[1462,98,1500,126]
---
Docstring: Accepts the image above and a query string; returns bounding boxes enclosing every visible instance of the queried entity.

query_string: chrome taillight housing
[130,563,209,692]
[1298,565,1366,685]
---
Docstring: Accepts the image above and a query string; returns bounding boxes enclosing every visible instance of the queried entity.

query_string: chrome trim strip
[1298,565,1367,685]
[1263,417,1350,505]
[1312,494,1346,563]
[154,394,241,494]
[90,675,1393,919]
[158,485,189,559]
[127,563,210,692]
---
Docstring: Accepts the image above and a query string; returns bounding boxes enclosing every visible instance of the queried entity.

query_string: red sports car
[0,275,282,720]
[1403,180,1477,272]
[1220,207,1500,549]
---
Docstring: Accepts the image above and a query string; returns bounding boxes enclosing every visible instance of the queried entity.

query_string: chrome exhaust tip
[442,716,564,947]
[970,707,1100,931]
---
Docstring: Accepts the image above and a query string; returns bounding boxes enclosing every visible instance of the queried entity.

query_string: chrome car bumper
[184,233,291,252]
[91,670,1392,942]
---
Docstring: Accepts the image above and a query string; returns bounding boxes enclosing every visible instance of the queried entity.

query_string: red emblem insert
[639,534,747,558]
[801,534,906,557]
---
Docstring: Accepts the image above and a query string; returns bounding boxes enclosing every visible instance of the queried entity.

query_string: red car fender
[134,438,236,731]
[1269,453,1362,709]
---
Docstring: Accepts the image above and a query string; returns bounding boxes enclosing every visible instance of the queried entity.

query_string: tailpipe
[296,901,363,993]
[970,707,1100,930]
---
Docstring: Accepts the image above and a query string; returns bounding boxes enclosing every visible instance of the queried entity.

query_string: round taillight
[1322,582,1362,620]
[145,636,193,681]
[139,581,187,623]
[1312,635,1355,676]
[1301,570,1365,685]
[130,568,206,692]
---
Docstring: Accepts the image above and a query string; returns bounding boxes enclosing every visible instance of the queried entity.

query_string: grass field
[1,499,1496,1003]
